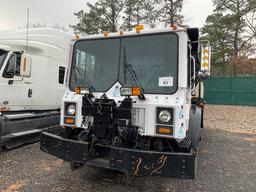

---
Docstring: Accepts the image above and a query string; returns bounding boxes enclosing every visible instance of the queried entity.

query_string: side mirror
[20,54,32,77]
[199,41,211,80]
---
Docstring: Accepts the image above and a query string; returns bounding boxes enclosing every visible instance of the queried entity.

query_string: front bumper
[40,131,198,179]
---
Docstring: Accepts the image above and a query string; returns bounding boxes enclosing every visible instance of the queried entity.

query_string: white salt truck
[41,26,211,179]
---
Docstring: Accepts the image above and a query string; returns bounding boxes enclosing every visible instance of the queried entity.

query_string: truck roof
[0,28,72,54]
[76,27,188,41]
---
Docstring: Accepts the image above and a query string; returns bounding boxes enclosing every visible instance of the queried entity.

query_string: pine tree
[202,0,256,76]
[122,0,160,30]
[71,0,124,34]
[213,0,256,58]
[158,0,184,26]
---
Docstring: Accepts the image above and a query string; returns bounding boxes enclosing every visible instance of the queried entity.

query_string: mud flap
[188,106,202,149]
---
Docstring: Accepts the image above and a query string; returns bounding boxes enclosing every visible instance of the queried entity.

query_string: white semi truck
[41,26,211,179]
[0,28,72,149]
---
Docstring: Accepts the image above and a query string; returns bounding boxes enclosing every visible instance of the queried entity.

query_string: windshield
[0,49,8,71]
[70,33,178,94]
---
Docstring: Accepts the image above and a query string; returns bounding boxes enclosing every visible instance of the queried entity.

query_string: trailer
[40,26,211,178]
[0,28,72,149]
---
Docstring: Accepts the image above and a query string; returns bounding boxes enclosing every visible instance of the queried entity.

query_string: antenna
[26,8,29,53]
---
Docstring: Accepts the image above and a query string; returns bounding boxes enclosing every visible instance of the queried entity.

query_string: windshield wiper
[122,47,146,100]
[74,66,95,93]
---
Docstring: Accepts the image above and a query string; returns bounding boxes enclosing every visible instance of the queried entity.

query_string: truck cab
[0,28,72,149]
[0,47,33,111]
[41,26,211,179]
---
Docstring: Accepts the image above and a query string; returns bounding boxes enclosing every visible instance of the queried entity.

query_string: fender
[188,105,202,149]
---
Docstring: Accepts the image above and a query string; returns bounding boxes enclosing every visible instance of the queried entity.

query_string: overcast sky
[0,0,213,32]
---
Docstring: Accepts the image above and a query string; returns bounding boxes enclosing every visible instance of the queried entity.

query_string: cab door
[0,52,32,111]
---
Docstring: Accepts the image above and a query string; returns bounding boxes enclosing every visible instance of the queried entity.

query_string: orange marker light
[75,34,80,39]
[132,87,141,96]
[203,56,209,60]
[159,128,172,134]
[65,117,75,125]
[136,24,144,33]
[75,87,81,94]
[103,31,109,37]
[203,49,209,54]
[23,58,27,72]
[119,31,124,36]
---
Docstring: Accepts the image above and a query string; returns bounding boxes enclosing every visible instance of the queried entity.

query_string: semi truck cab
[41,26,211,179]
[0,47,33,111]
[0,28,71,150]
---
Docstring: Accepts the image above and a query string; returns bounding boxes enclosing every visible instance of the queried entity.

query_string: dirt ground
[0,105,255,192]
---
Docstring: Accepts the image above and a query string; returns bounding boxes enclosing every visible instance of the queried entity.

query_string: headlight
[66,104,76,116]
[120,87,142,96]
[159,110,171,123]
[120,87,132,96]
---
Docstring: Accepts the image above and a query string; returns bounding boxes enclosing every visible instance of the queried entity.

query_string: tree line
[201,0,256,76]
[70,0,184,34]
[71,0,256,76]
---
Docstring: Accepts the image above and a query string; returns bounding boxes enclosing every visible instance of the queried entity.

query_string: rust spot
[2,180,28,192]
[135,158,142,176]
[150,155,168,175]
[144,165,152,170]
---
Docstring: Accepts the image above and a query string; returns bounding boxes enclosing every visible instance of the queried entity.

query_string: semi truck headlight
[156,107,173,125]
[65,103,76,116]
[120,88,132,96]
[75,87,90,95]
[67,104,76,115]
[120,87,142,96]
[159,110,171,123]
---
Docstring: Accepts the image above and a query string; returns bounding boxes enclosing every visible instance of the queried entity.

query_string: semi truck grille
[132,108,146,133]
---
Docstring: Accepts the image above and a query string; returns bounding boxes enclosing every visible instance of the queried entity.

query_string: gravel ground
[0,105,255,192]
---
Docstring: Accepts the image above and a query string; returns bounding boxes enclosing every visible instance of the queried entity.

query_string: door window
[3,53,22,78]
[59,66,65,84]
